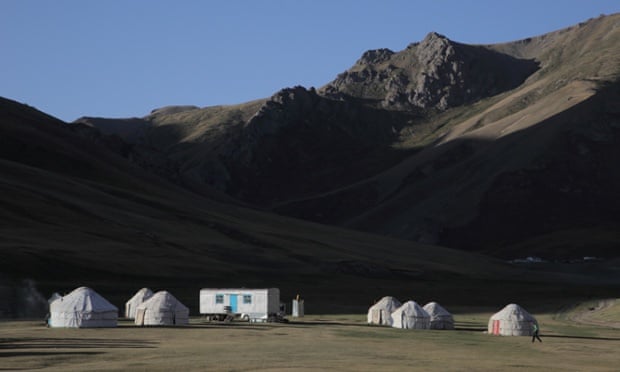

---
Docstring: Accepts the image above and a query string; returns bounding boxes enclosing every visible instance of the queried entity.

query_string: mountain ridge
[58,13,620,260]
[320,31,540,111]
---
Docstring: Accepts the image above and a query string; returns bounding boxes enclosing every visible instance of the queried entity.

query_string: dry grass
[1,302,619,371]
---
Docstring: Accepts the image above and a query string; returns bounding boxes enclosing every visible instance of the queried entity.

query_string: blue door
[229,294,238,313]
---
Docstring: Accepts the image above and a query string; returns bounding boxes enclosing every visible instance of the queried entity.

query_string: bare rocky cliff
[321,32,539,111]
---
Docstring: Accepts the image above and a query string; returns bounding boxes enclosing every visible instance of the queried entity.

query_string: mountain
[0,96,526,315]
[3,14,620,316]
[320,31,539,111]
[3,97,618,317]
[306,14,620,258]
[75,14,620,261]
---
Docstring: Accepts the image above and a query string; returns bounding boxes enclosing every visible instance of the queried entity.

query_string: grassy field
[2,301,619,371]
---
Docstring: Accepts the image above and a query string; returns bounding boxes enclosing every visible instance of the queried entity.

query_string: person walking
[532,322,542,342]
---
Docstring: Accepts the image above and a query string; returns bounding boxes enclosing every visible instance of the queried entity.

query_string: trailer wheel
[241,314,250,322]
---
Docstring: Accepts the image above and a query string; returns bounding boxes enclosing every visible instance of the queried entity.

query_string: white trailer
[199,288,282,322]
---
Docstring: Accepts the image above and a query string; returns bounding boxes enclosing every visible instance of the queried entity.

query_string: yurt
[125,288,154,319]
[48,292,61,305]
[135,291,189,326]
[488,303,537,336]
[367,296,401,326]
[49,287,118,328]
[423,302,454,330]
[391,300,430,329]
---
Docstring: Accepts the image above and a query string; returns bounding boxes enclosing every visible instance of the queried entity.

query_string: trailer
[199,288,284,322]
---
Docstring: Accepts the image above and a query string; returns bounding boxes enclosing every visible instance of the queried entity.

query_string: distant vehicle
[199,288,285,322]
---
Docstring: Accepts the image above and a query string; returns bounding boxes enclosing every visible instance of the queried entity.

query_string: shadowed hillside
[2,96,619,315]
[77,14,620,261]
[0,96,541,314]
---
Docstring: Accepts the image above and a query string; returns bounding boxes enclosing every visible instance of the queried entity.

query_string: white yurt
[391,300,430,329]
[49,287,118,328]
[48,292,61,305]
[488,303,538,336]
[125,287,154,319]
[423,302,454,330]
[135,291,189,326]
[367,296,402,326]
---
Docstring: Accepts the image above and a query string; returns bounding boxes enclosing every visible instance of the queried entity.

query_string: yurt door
[136,308,146,326]
[380,310,387,325]
[492,320,500,335]
[372,309,381,324]
[230,294,238,313]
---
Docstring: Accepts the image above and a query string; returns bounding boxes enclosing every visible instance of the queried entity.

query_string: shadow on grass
[542,334,620,341]
[124,320,502,334]
[0,351,105,371]
[187,323,280,330]
[0,350,104,358]
[120,321,289,331]
[286,320,367,328]
[0,337,158,350]
[187,320,372,330]
[454,327,486,332]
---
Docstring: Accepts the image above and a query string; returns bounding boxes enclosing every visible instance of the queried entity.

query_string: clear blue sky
[2,1,618,122]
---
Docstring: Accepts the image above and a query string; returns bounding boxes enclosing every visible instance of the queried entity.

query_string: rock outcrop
[322,32,539,111]
[220,86,415,203]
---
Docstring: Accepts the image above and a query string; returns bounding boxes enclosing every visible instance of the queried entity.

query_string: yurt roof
[423,302,452,316]
[51,287,117,313]
[369,296,402,312]
[48,292,61,305]
[392,301,429,317]
[490,303,536,321]
[127,288,154,303]
[137,291,188,311]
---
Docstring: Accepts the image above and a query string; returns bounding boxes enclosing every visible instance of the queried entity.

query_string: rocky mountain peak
[246,86,319,136]
[420,31,450,45]
[236,86,324,165]
[266,85,317,107]
[417,32,455,63]
[356,48,395,66]
[322,32,539,111]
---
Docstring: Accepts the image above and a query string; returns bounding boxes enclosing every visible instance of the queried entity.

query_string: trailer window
[215,294,224,304]
[243,294,252,304]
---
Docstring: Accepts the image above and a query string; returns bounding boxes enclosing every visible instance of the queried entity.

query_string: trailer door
[230,294,238,313]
